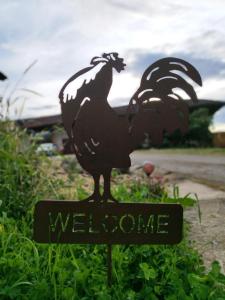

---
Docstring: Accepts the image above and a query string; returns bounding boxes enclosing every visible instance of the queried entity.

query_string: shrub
[0,122,54,219]
[161,108,213,148]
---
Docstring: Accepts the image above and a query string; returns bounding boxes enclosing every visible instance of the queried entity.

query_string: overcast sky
[0,0,225,119]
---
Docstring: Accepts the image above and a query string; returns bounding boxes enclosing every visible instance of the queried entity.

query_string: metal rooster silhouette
[59,53,202,203]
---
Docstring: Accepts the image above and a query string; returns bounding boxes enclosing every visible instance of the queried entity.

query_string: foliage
[0,124,225,299]
[162,108,213,148]
[186,108,213,147]
[0,122,61,220]
[0,188,225,299]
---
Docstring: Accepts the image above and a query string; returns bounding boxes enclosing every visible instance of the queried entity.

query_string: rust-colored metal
[34,53,202,286]
[107,244,112,287]
[34,201,183,244]
[34,200,183,286]
[58,53,202,202]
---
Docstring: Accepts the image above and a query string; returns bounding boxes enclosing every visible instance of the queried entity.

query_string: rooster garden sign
[34,52,202,286]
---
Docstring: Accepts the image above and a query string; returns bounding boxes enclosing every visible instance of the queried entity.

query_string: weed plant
[0,122,63,220]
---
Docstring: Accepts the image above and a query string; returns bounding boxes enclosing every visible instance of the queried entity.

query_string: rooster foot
[101,193,119,204]
[82,193,101,203]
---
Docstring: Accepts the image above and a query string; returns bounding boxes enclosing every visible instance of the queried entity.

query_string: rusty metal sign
[34,201,183,244]
[34,52,202,285]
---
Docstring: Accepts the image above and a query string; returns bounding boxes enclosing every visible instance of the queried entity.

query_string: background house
[17,99,225,152]
[17,105,127,153]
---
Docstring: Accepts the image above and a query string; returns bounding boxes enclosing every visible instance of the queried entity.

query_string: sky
[0,0,225,119]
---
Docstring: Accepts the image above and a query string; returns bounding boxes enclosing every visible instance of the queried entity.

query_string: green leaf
[139,262,157,280]
[210,261,221,278]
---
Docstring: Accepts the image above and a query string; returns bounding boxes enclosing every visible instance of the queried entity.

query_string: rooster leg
[102,170,118,203]
[82,174,101,202]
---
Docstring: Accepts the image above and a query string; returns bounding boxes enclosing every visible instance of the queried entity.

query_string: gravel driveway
[131,150,225,187]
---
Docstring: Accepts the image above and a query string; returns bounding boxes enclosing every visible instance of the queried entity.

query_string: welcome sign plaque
[34,201,183,244]
[34,52,202,285]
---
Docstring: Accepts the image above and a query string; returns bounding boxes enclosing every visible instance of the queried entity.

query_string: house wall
[213,133,225,147]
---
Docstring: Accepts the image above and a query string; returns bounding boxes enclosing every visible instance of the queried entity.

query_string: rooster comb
[91,53,119,65]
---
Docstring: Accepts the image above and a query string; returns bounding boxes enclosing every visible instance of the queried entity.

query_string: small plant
[0,122,63,220]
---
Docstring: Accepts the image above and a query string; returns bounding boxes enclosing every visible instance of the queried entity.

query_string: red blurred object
[143,162,155,176]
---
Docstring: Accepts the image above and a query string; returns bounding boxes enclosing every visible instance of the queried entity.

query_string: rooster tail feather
[142,57,202,87]
[127,57,202,149]
[135,57,202,104]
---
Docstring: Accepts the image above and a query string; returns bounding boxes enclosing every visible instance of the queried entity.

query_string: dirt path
[131,150,225,188]
[167,178,225,273]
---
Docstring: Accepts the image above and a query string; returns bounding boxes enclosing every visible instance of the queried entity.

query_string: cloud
[129,50,225,79]
[0,0,225,118]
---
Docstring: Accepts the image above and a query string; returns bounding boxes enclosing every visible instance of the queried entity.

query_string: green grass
[0,122,62,220]
[1,185,225,299]
[0,123,225,299]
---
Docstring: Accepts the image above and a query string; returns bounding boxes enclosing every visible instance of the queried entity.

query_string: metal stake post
[107,244,112,287]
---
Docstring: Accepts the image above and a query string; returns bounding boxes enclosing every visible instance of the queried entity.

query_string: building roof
[17,105,127,129]
[17,99,225,130]
[17,114,62,130]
